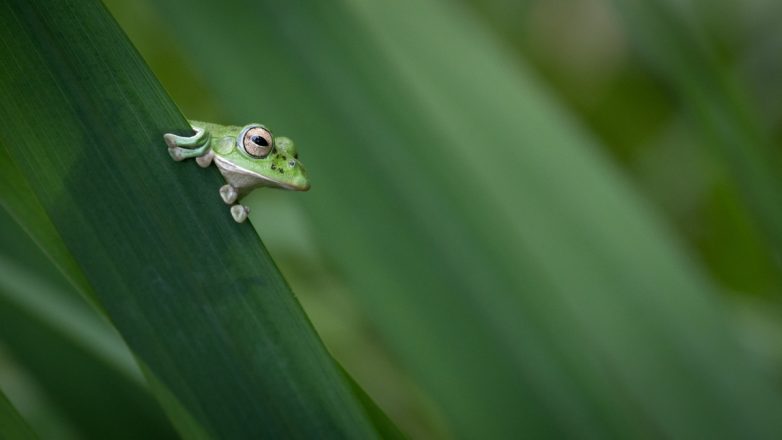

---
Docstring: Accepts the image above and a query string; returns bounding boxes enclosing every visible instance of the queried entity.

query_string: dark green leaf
[0,144,96,306]
[1,144,208,438]
[0,388,37,440]
[0,0,390,438]
[0,231,177,439]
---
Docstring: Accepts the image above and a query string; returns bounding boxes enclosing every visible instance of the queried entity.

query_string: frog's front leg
[163,126,211,162]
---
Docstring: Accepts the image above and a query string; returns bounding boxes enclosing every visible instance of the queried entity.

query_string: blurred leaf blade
[339,367,406,440]
[0,144,96,306]
[611,0,782,262]
[0,388,37,440]
[1,145,209,438]
[0,248,177,439]
[0,0,392,438]
[0,208,140,381]
[130,0,782,437]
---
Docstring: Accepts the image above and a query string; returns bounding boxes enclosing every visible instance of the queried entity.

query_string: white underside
[213,155,292,194]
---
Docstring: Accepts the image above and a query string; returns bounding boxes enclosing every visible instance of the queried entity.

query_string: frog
[164,120,309,223]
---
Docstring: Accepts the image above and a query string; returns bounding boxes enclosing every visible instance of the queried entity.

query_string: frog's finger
[230,205,250,223]
[195,150,214,168]
[163,126,210,149]
[167,143,211,161]
[219,184,238,204]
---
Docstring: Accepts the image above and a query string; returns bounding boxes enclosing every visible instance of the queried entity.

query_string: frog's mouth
[277,180,311,191]
[213,156,310,192]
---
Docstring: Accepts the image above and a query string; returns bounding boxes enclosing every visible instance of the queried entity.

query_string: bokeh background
[3,0,782,437]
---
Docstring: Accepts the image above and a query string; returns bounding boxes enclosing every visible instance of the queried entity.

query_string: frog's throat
[212,155,299,193]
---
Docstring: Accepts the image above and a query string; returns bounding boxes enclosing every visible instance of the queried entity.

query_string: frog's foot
[230,204,250,223]
[167,143,211,162]
[195,149,214,168]
[164,126,209,149]
[219,184,238,204]
[164,126,211,162]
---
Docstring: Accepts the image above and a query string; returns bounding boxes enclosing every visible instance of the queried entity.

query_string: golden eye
[242,126,273,158]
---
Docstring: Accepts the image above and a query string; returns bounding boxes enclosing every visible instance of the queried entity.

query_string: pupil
[251,135,268,146]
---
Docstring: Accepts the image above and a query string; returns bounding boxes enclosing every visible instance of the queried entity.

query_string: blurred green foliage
[0,388,35,439]
[2,0,782,437]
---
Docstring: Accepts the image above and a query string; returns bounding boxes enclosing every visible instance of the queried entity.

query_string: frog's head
[235,124,310,192]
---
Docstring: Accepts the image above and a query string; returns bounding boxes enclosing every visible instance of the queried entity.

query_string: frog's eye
[242,127,273,158]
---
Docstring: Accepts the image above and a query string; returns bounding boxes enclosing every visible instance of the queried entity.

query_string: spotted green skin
[192,120,309,192]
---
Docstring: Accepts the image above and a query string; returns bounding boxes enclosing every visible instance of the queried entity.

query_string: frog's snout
[293,174,310,191]
[290,159,309,191]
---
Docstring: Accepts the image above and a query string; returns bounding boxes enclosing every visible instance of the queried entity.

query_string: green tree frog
[164,121,310,223]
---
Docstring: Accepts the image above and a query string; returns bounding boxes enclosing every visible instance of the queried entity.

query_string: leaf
[1,145,208,438]
[132,0,782,437]
[0,0,391,438]
[0,144,97,307]
[0,243,177,439]
[338,367,406,440]
[610,0,782,261]
[0,388,37,440]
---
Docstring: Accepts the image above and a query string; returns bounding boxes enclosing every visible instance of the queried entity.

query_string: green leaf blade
[0,0,389,438]
[0,255,178,439]
[611,0,782,261]
[0,389,37,440]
